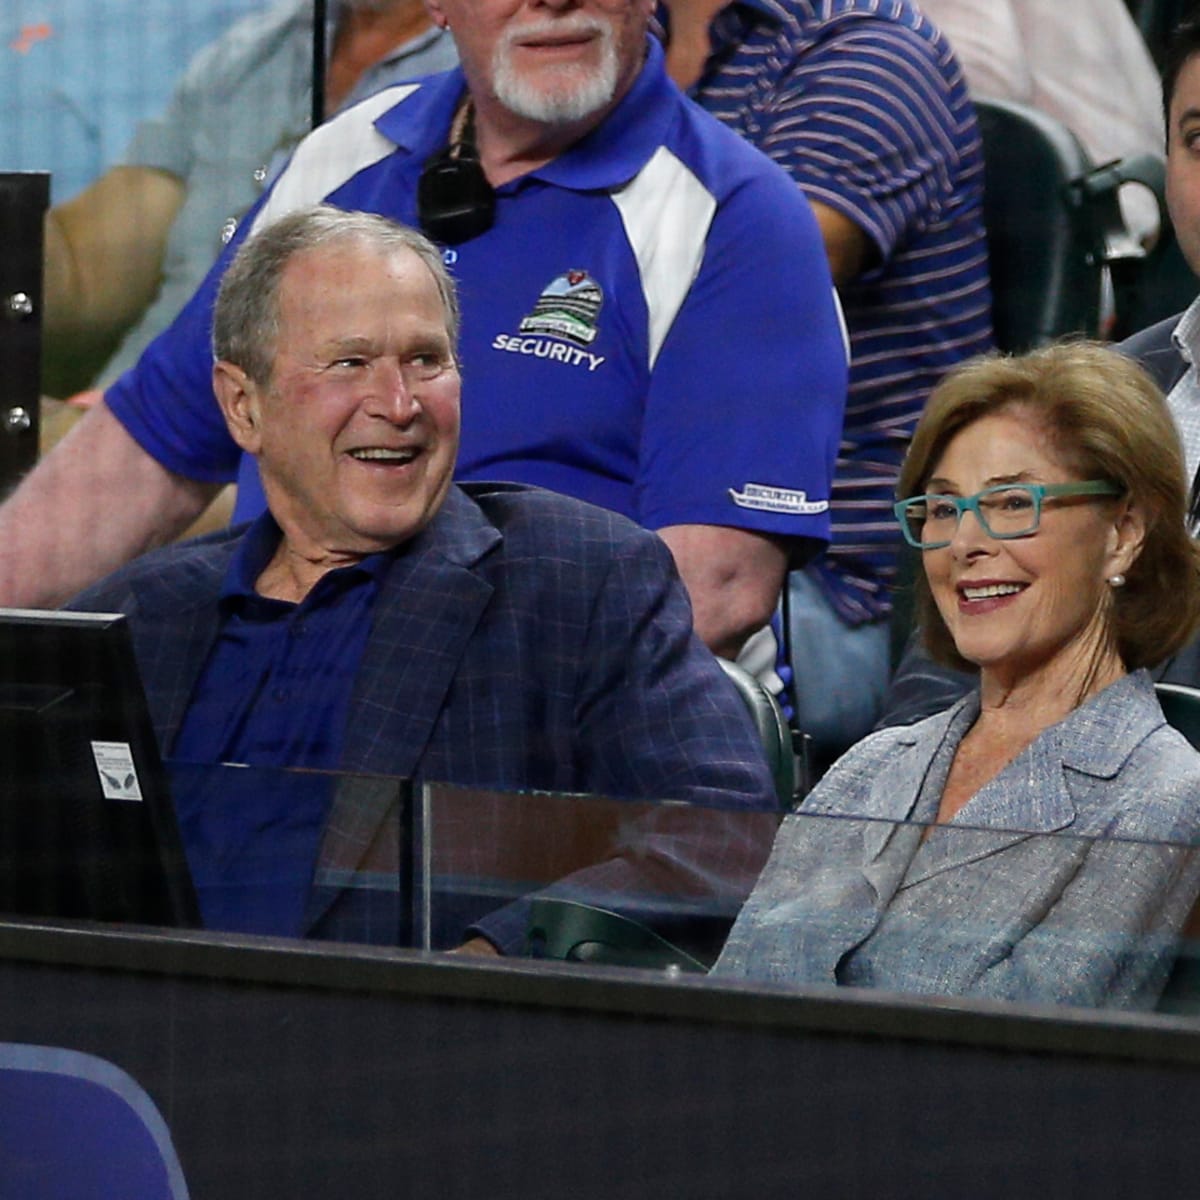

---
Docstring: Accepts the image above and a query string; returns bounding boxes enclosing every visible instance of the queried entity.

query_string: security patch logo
[492,270,607,372]
[729,483,829,515]
[520,270,602,344]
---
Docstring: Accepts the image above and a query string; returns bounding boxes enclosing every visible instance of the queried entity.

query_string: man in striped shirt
[659,0,994,764]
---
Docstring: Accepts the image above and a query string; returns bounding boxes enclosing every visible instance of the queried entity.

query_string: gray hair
[212,205,460,385]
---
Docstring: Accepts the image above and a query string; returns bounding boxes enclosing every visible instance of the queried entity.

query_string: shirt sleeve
[635,161,848,542]
[763,17,969,264]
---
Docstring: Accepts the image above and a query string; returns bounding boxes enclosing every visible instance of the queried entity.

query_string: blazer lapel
[901,673,1161,889]
[855,701,968,865]
[857,725,940,862]
[153,606,223,753]
[902,731,1078,888]
[306,488,500,933]
[790,708,966,979]
[126,551,230,755]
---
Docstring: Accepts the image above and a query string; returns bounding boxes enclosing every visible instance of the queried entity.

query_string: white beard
[491,16,619,125]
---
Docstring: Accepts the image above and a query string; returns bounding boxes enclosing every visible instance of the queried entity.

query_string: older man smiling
[66,206,779,948]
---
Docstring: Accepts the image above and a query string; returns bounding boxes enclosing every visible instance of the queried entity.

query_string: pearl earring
[1108,574,1126,588]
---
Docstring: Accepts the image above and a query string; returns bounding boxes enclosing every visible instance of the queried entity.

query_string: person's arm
[466,522,781,955]
[964,831,1200,1011]
[635,153,847,634]
[809,201,874,287]
[657,524,789,660]
[42,167,185,398]
[0,400,217,608]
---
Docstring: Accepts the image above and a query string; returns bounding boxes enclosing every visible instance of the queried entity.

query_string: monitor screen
[0,608,198,927]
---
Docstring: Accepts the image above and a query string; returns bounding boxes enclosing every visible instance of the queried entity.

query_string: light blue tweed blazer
[714,671,1200,1009]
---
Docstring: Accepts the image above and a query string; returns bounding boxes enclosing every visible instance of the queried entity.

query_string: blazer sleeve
[469,525,781,955]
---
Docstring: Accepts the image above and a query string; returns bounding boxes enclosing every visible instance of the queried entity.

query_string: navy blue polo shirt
[170,513,387,936]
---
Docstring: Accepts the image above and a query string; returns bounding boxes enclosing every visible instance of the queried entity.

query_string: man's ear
[212,360,264,456]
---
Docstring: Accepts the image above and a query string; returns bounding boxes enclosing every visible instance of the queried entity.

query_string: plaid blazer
[714,671,1200,1010]
[71,483,777,948]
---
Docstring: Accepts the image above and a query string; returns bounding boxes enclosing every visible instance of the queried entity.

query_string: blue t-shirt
[106,37,848,550]
[663,0,993,622]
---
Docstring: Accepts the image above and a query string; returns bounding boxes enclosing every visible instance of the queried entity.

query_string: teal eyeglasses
[893,481,1123,550]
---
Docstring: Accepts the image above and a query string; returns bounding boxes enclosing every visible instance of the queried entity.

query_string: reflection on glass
[158,769,779,964]
[421,783,779,961]
[167,761,412,946]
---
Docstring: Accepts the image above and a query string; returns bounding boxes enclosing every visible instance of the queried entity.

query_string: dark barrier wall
[1,920,1200,1199]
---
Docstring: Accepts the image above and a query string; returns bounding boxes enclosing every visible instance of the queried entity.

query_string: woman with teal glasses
[714,342,1200,1009]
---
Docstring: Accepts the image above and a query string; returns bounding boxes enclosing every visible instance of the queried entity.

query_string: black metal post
[0,172,49,494]
[312,0,328,130]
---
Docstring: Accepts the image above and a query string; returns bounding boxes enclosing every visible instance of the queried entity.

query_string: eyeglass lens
[906,486,1039,545]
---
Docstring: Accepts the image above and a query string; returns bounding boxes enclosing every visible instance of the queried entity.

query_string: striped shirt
[665,0,994,622]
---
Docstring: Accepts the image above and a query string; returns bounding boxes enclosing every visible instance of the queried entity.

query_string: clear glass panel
[11,744,1200,1016]
[165,759,412,947]
[710,807,1200,1014]
[419,782,780,962]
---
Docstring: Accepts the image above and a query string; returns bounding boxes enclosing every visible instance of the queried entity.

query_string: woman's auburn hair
[897,340,1200,672]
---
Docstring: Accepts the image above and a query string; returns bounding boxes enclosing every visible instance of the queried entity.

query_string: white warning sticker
[90,741,144,802]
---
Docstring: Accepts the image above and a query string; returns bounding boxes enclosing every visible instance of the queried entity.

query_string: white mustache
[499,15,610,49]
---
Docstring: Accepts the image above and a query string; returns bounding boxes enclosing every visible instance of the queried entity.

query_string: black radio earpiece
[417,100,496,246]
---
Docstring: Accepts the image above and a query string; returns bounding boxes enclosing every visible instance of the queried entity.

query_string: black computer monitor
[0,608,198,927]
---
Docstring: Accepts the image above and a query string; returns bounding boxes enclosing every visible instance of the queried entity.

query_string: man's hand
[451,937,501,957]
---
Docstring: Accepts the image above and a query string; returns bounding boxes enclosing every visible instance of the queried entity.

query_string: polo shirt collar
[219,511,395,610]
[534,36,678,191]
[374,66,468,162]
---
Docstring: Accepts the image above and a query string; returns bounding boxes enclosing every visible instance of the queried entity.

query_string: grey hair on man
[212,205,460,385]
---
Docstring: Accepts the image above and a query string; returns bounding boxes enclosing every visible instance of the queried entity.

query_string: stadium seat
[975,98,1111,352]
[717,657,801,808]
[0,1042,190,1199]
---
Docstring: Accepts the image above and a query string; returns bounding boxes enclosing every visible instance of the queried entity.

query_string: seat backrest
[1155,682,1200,750]
[525,898,707,972]
[716,657,798,808]
[1138,0,1194,68]
[974,98,1101,352]
[0,1043,190,1199]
